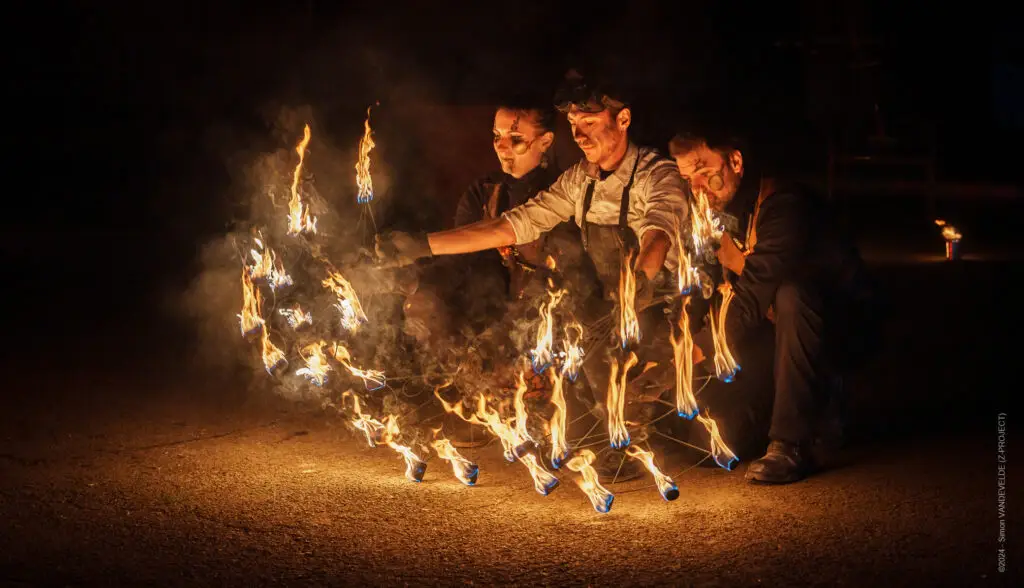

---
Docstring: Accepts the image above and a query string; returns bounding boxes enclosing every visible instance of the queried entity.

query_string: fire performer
[402,96,585,447]
[377,69,689,480]
[668,121,877,484]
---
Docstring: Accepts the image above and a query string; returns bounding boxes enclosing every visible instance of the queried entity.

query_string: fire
[355,105,376,204]
[238,269,265,337]
[548,369,569,469]
[279,304,312,329]
[618,249,641,347]
[322,265,367,333]
[259,324,287,374]
[431,435,479,486]
[669,297,699,419]
[689,186,724,259]
[331,342,386,391]
[383,415,427,482]
[625,446,679,501]
[295,341,331,386]
[607,351,639,449]
[565,449,614,513]
[344,391,385,448]
[434,392,558,495]
[513,368,535,448]
[559,322,585,381]
[710,283,740,382]
[696,413,738,470]
[676,237,699,295]
[529,288,566,372]
[247,237,293,291]
[286,124,317,235]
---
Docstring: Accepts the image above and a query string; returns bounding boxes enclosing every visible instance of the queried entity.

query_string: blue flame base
[538,477,559,496]
[463,464,479,486]
[408,461,427,483]
[661,484,680,501]
[714,455,739,471]
[677,408,698,420]
[593,494,614,513]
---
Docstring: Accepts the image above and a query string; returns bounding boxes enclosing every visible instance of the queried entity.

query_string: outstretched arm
[427,217,517,255]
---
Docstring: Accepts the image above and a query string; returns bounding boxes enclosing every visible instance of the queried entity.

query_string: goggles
[554,76,626,114]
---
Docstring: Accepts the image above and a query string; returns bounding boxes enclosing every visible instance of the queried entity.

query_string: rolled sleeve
[637,159,689,248]
[501,168,579,245]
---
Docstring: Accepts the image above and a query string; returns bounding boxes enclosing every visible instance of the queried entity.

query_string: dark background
[6,0,1021,366]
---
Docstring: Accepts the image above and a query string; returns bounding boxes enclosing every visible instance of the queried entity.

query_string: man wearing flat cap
[375,69,690,479]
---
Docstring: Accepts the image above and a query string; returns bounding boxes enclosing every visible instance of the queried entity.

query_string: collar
[582,141,639,187]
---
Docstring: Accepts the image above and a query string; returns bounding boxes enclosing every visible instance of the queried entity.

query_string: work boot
[744,439,812,484]
[441,413,491,449]
[591,447,645,483]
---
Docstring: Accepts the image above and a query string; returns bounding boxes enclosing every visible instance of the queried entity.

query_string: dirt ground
[1,247,1020,586]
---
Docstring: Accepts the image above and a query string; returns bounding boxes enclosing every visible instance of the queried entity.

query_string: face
[674,143,744,212]
[566,105,630,169]
[492,108,553,178]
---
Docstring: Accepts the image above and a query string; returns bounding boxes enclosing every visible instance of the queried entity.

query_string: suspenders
[580,150,642,249]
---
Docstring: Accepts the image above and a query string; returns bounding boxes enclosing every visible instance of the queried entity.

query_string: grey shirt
[501,143,689,272]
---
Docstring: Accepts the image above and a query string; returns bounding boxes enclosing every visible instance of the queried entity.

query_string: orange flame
[331,342,386,391]
[625,445,679,501]
[607,351,638,449]
[259,324,287,374]
[382,415,427,482]
[355,105,376,204]
[696,412,738,470]
[434,391,558,495]
[238,269,265,337]
[513,368,535,447]
[248,237,293,291]
[322,265,367,332]
[618,250,641,347]
[529,288,566,372]
[669,296,699,419]
[710,283,740,382]
[286,124,317,235]
[431,436,479,486]
[565,449,614,513]
[560,322,585,381]
[344,391,386,448]
[941,225,962,241]
[295,341,331,386]
[548,369,569,469]
[278,304,312,329]
[689,186,723,257]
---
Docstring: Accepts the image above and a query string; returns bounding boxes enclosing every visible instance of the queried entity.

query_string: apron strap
[580,149,642,250]
[580,180,597,249]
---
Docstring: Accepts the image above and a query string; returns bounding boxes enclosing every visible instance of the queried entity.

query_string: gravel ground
[1,254,1019,586]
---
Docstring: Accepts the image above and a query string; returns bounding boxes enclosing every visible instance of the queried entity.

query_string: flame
[696,413,738,470]
[295,341,331,386]
[286,124,317,235]
[247,238,293,291]
[625,446,679,501]
[618,250,641,347]
[669,297,699,419]
[431,436,479,486]
[560,322,585,381]
[383,415,427,482]
[941,225,962,241]
[434,392,558,495]
[344,391,385,448]
[676,235,699,295]
[322,265,367,332]
[332,342,386,391]
[529,288,566,372]
[355,105,376,204]
[513,368,535,448]
[607,351,638,449]
[278,304,312,329]
[710,283,740,382]
[565,449,614,513]
[259,324,287,374]
[689,186,724,258]
[238,269,265,337]
[548,369,569,469]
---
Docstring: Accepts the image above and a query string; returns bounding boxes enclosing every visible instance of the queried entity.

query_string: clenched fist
[375,230,433,268]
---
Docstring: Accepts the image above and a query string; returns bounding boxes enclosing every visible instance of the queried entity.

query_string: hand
[634,270,654,313]
[375,230,433,268]
[716,234,745,275]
